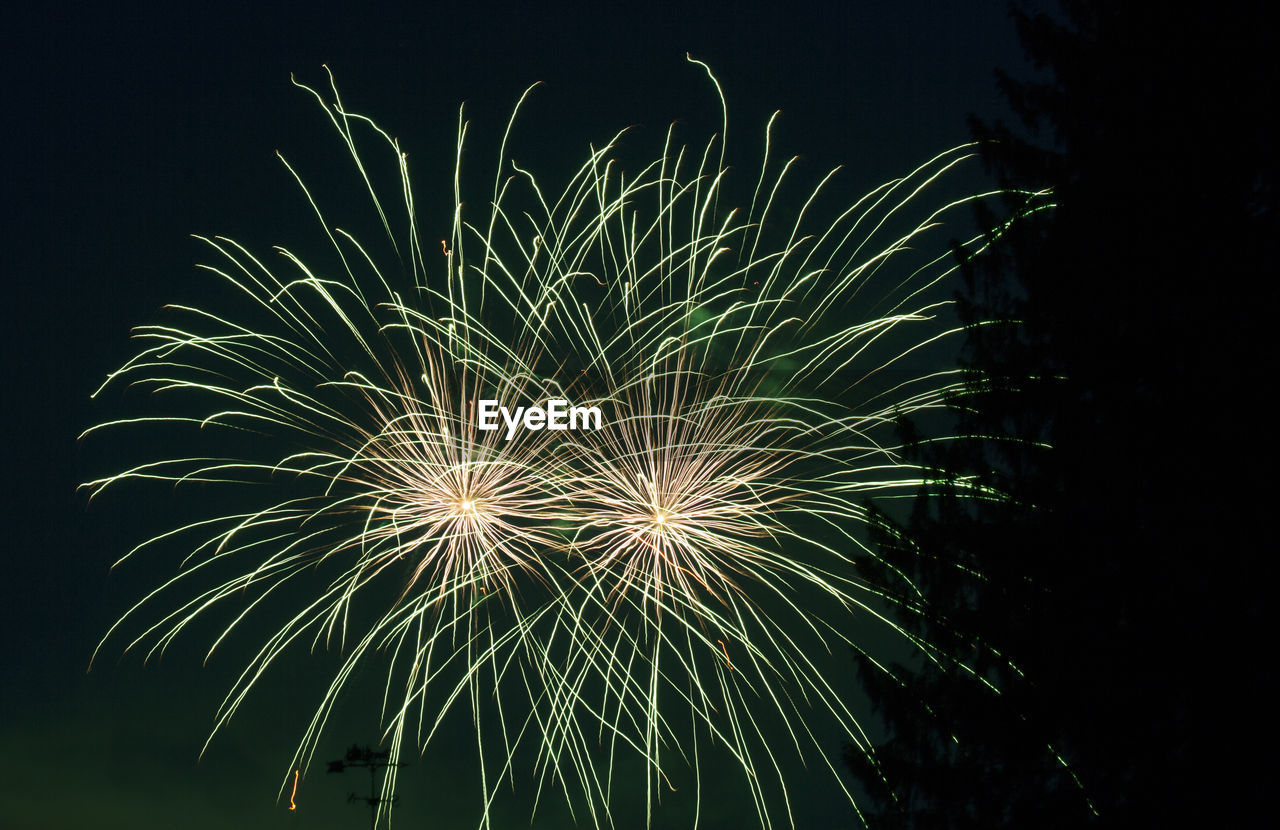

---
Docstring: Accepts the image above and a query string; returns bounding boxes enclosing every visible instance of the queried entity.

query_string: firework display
[84,62,1030,828]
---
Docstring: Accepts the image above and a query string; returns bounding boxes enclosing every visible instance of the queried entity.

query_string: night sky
[1,3,1031,828]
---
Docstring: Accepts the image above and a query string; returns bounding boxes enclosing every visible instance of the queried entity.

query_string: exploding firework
[84,60,1037,828]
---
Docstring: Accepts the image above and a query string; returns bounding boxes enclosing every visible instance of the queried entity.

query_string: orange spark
[717,639,733,671]
[288,768,299,811]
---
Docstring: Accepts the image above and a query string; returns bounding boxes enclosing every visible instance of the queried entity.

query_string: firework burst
[84,60,1035,828]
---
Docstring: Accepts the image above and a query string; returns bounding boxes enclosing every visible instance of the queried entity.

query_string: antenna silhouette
[326,744,408,830]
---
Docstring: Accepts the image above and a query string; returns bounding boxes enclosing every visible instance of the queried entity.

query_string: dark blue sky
[0,2,1030,827]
